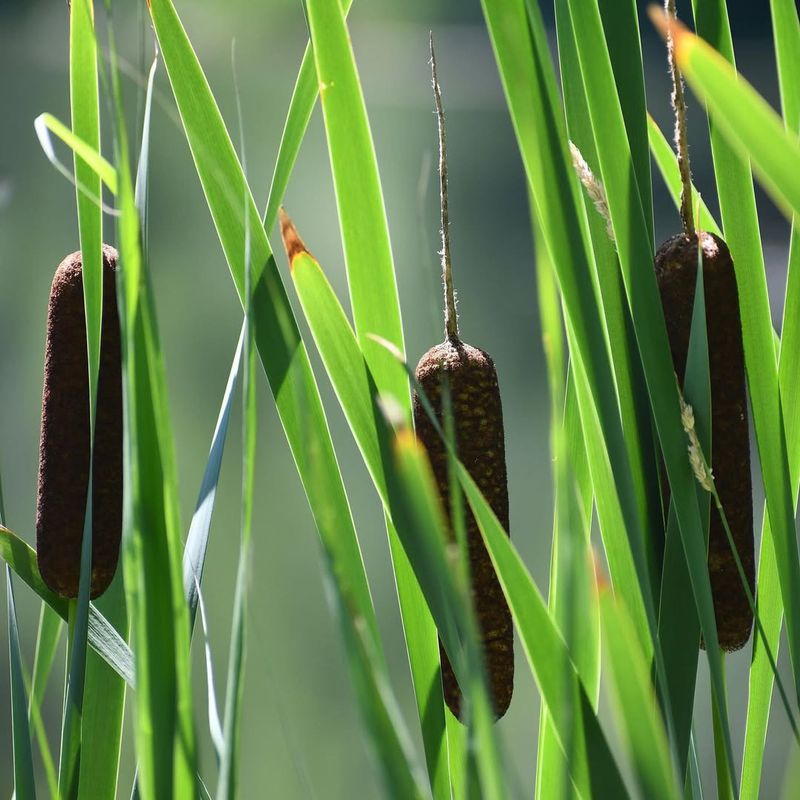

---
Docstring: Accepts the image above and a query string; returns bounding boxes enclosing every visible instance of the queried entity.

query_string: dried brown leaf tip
[279,207,310,270]
[36,245,123,599]
[414,35,513,720]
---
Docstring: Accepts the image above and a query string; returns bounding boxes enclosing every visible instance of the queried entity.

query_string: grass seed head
[36,245,123,599]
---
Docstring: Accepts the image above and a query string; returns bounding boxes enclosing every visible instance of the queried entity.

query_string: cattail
[655,0,753,651]
[36,245,122,599]
[413,36,513,720]
[656,232,753,651]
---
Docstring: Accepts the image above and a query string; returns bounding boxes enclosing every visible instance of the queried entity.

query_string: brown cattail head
[414,339,513,719]
[36,245,122,599]
[655,231,754,651]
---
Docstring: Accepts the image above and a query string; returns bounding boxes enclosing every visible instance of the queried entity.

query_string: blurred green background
[0,1,794,796]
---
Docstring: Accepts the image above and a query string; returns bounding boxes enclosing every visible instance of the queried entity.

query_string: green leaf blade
[147,0,381,658]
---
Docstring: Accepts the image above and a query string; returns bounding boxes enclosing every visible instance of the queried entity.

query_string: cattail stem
[430,33,459,341]
[665,0,695,235]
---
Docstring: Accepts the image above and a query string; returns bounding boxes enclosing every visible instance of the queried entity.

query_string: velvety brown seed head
[655,231,754,651]
[36,245,123,599]
[413,338,513,719]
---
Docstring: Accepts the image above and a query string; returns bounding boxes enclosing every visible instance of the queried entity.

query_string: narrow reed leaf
[108,25,197,796]
[29,603,62,800]
[195,580,224,761]
[596,0,653,242]
[657,8,800,707]
[691,0,791,669]
[661,16,800,223]
[261,0,355,232]
[712,662,735,800]
[304,4,444,787]
[283,219,479,794]
[563,0,742,784]
[0,528,68,617]
[78,575,127,800]
[283,263,439,798]
[135,54,159,253]
[743,3,800,791]
[771,0,800,134]
[304,0,406,395]
[482,0,654,667]
[7,567,37,800]
[217,69,255,799]
[58,0,105,790]
[321,565,433,800]
[532,206,598,799]
[555,0,662,601]
[183,323,244,630]
[147,0,381,664]
[599,586,681,800]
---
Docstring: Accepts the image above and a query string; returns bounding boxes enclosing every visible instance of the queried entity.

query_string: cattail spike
[429,33,458,342]
[36,246,123,599]
[665,0,695,235]
[655,232,754,650]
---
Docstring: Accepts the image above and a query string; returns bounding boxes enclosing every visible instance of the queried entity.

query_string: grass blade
[28,603,62,800]
[561,0,743,784]
[108,21,197,795]
[689,0,800,732]
[742,2,800,793]
[555,0,662,603]
[217,71,255,798]
[183,323,244,630]
[58,0,105,794]
[303,5,445,790]
[283,247,440,798]
[599,585,680,800]
[147,0,381,663]
[662,13,800,706]
[482,0,654,663]
[664,18,800,221]
[7,567,37,800]
[285,219,493,796]
[194,581,224,761]
[596,0,653,243]
[261,0,354,232]
[532,206,598,798]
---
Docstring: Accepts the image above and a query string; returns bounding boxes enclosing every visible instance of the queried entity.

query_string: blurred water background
[0,1,794,796]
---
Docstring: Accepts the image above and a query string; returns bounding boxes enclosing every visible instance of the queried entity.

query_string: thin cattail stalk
[430,33,459,341]
[665,0,695,234]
